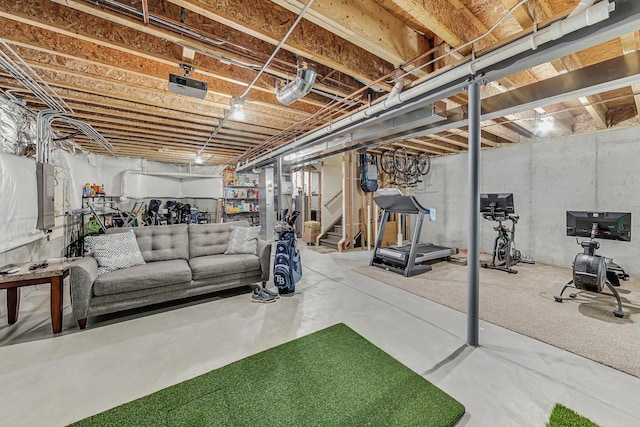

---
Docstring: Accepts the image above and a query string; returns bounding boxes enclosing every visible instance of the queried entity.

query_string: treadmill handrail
[373,194,432,216]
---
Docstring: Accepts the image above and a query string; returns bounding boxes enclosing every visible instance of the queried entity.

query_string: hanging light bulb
[194,153,203,164]
[232,97,245,109]
[538,116,553,133]
[231,97,245,120]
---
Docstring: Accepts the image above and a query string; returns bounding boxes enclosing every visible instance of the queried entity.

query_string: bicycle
[379,147,431,188]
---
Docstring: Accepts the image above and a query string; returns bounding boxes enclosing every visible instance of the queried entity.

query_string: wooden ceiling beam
[8,45,314,125]
[445,96,521,144]
[532,0,606,128]
[416,136,464,153]
[430,133,469,149]
[67,111,274,141]
[9,63,301,130]
[66,137,236,163]
[0,24,325,113]
[445,128,499,148]
[61,130,245,156]
[620,31,640,118]
[393,141,440,156]
[267,0,430,69]
[86,123,268,147]
[497,0,535,30]
[383,0,498,55]
[480,122,521,144]
[146,0,395,89]
[20,92,280,138]
[0,1,354,103]
[0,78,284,136]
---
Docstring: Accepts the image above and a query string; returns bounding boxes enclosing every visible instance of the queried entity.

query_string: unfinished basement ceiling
[1,0,639,166]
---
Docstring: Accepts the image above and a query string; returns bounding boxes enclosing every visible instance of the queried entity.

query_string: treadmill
[371,189,458,277]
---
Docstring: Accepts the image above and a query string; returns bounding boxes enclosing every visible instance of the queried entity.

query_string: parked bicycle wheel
[380,150,396,174]
[405,156,419,177]
[415,152,431,175]
[394,147,410,173]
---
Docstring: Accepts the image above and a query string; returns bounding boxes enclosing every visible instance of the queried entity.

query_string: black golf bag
[273,210,302,294]
[145,199,162,225]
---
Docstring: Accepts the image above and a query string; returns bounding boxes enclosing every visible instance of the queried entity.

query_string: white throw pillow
[225,226,261,255]
[85,230,146,275]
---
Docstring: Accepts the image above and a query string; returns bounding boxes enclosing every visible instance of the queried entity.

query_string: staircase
[319,218,342,250]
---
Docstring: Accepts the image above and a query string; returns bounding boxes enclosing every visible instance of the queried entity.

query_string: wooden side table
[0,260,75,334]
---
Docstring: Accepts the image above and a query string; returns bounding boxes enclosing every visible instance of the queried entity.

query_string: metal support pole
[276,156,284,220]
[467,79,481,347]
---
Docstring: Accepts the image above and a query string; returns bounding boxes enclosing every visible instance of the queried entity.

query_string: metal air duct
[276,60,317,105]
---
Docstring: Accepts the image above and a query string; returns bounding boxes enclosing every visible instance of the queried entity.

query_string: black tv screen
[566,211,631,241]
[480,193,514,215]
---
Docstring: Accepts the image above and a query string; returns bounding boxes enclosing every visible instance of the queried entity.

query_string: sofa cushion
[188,221,250,258]
[225,226,261,255]
[107,224,189,262]
[189,254,260,281]
[93,259,192,296]
[85,230,146,275]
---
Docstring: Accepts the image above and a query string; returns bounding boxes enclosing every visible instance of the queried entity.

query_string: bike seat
[581,240,599,250]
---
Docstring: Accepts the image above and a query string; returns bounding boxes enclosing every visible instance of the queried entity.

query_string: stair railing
[323,190,342,208]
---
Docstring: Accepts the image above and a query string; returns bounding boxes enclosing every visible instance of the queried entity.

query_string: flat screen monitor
[566,211,631,241]
[480,193,514,216]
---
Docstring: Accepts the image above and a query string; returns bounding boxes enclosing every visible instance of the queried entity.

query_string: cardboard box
[303,220,320,233]
[381,220,398,246]
[303,230,319,243]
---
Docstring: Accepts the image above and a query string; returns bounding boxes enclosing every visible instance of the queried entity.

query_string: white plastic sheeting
[1,148,224,253]
[53,149,99,210]
[0,152,43,252]
[52,150,223,209]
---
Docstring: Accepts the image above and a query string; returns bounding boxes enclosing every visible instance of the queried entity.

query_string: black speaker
[572,253,607,293]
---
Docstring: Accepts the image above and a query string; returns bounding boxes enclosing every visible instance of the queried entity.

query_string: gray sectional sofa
[69,221,271,329]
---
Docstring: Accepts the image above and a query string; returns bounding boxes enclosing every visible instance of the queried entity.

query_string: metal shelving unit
[223,185,260,224]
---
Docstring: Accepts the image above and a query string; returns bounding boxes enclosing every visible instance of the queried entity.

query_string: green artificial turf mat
[71,323,465,426]
[547,403,600,427]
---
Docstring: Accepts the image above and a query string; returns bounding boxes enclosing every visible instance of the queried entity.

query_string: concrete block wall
[414,126,640,276]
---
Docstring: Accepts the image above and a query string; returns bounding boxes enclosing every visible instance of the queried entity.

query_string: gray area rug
[353,257,640,378]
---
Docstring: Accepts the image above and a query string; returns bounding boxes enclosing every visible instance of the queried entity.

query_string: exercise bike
[482,208,534,274]
[554,223,625,318]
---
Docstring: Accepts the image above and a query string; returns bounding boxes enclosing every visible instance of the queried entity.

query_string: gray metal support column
[259,166,275,241]
[276,156,284,220]
[467,80,481,347]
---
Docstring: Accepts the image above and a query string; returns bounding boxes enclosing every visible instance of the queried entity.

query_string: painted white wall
[321,154,343,231]
[1,149,225,256]
[52,151,224,210]
[417,126,640,275]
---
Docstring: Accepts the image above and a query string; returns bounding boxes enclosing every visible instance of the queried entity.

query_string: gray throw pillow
[225,226,261,255]
[85,229,146,275]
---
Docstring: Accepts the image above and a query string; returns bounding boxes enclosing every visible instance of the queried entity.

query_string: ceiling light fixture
[537,116,553,134]
[231,97,246,120]
[194,153,203,164]
[232,97,245,110]
[192,0,315,165]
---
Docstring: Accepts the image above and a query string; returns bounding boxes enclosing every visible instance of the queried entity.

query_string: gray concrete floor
[0,247,639,426]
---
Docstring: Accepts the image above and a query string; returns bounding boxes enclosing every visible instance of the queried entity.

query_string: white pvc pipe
[238,1,613,171]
